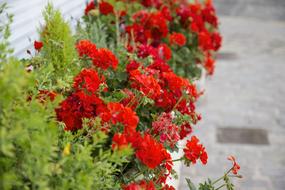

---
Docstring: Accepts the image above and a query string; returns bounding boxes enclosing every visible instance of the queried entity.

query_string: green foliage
[0,59,58,189]
[0,3,13,63]
[37,4,78,90]
[0,59,133,190]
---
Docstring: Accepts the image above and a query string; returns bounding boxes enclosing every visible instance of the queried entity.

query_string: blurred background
[179,0,285,190]
[4,0,285,189]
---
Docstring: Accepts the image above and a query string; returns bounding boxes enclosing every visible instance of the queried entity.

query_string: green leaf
[186,178,197,190]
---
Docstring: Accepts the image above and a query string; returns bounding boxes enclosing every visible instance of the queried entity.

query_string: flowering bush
[0,2,241,190]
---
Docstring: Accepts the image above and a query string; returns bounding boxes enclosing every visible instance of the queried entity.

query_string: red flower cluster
[183,136,208,165]
[56,68,105,131]
[134,134,171,169]
[76,40,118,70]
[55,91,103,131]
[169,33,186,47]
[99,102,139,133]
[126,10,169,44]
[84,1,114,16]
[73,68,104,93]
[152,112,180,148]
[99,1,114,15]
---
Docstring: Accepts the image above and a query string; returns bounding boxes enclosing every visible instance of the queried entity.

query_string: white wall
[4,0,86,58]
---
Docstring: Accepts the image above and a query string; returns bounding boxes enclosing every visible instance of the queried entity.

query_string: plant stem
[215,184,226,190]
[172,158,184,162]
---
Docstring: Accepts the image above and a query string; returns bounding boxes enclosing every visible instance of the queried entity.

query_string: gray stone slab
[217,127,269,145]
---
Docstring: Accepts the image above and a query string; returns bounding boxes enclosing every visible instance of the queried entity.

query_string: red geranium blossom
[73,68,104,93]
[37,90,57,103]
[84,1,95,15]
[183,136,208,165]
[99,1,114,15]
[123,180,156,190]
[34,40,43,52]
[228,155,240,175]
[112,133,129,150]
[169,32,186,47]
[204,54,215,75]
[99,102,139,133]
[76,39,97,58]
[130,70,161,100]
[135,133,171,169]
[92,48,119,70]
[56,91,103,131]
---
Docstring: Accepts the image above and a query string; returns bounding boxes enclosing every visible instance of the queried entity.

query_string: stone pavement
[178,1,285,190]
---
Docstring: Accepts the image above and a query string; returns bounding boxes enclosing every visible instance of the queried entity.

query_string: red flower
[204,54,215,75]
[112,133,129,150]
[76,40,97,58]
[158,44,172,61]
[56,91,103,131]
[126,60,140,73]
[183,136,208,165]
[135,134,171,169]
[73,68,103,93]
[198,31,213,51]
[162,184,175,190]
[169,33,186,47]
[211,32,222,51]
[99,1,114,15]
[92,48,119,70]
[179,123,193,140]
[228,156,240,175]
[99,102,139,133]
[85,1,95,15]
[34,40,43,52]
[123,180,156,190]
[130,70,161,100]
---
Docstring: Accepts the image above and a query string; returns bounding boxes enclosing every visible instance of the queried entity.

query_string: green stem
[215,184,226,190]
[172,158,184,162]
[212,168,232,185]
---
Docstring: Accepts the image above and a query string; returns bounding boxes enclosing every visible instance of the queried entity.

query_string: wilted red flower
[183,136,208,165]
[152,112,180,148]
[37,90,57,103]
[99,1,114,15]
[228,155,240,175]
[169,32,186,47]
[85,1,95,15]
[92,48,119,70]
[120,89,139,110]
[73,68,104,93]
[135,133,171,169]
[34,40,43,52]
